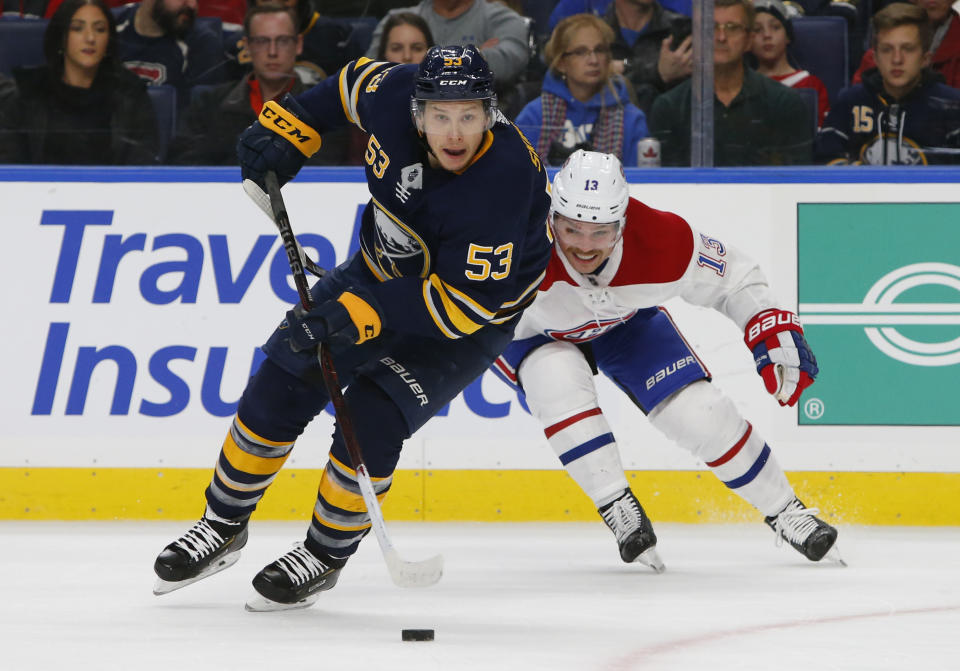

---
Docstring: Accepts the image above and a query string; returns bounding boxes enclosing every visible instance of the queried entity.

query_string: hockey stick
[260,171,443,588]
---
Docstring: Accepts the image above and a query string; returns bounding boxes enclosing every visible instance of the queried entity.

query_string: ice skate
[245,543,345,612]
[766,497,844,564]
[599,489,665,573]
[153,517,249,595]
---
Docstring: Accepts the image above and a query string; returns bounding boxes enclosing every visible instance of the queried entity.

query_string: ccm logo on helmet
[440,79,469,85]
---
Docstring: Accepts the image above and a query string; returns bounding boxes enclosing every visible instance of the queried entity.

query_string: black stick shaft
[263,172,368,475]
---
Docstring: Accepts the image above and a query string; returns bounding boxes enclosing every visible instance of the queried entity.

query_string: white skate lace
[773,501,821,548]
[602,494,643,542]
[174,519,225,561]
[275,544,329,586]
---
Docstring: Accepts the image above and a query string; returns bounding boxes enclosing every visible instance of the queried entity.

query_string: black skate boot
[246,543,346,612]
[599,489,665,572]
[153,516,248,595]
[765,497,840,562]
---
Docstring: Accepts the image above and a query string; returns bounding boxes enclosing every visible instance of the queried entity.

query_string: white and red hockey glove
[744,309,818,407]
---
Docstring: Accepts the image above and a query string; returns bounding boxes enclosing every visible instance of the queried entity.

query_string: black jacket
[605,1,690,114]
[0,65,158,164]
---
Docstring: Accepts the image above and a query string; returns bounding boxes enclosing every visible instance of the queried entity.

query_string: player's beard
[152,1,196,39]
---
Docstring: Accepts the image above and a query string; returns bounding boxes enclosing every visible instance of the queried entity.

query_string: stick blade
[386,549,444,588]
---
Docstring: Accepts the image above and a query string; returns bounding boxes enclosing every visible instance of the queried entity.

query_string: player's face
[246,12,302,83]
[714,4,752,66]
[384,23,430,64]
[422,100,487,172]
[751,12,788,64]
[64,4,109,73]
[875,24,930,98]
[552,214,621,274]
[557,26,611,93]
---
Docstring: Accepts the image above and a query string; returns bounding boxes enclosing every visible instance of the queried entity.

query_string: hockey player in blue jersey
[152,45,552,610]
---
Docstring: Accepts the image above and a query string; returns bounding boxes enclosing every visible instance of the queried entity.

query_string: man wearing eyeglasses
[648,0,812,166]
[169,3,348,165]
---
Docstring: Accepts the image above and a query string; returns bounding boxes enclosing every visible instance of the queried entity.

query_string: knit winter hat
[753,0,794,42]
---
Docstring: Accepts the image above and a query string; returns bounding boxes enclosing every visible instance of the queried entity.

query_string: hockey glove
[286,288,383,353]
[237,93,322,190]
[744,309,818,407]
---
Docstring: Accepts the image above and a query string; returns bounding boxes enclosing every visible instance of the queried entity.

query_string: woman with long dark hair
[0,0,158,164]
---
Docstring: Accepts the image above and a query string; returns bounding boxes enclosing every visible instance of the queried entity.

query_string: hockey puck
[401,629,434,642]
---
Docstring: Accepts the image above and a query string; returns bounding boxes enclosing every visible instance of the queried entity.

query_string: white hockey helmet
[551,149,629,227]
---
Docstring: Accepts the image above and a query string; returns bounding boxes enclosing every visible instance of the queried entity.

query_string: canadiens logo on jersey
[124,61,168,85]
[545,312,638,342]
[395,162,423,202]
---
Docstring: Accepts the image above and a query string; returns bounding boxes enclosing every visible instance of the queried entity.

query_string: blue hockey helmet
[411,44,498,132]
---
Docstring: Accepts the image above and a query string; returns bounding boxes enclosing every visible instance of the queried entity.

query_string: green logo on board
[797,203,960,426]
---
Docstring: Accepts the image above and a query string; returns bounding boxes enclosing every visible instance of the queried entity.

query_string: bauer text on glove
[744,309,818,407]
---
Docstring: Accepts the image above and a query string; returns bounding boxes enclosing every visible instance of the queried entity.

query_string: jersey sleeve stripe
[437,277,495,320]
[422,280,461,339]
[498,269,545,309]
[336,58,386,129]
[427,274,484,335]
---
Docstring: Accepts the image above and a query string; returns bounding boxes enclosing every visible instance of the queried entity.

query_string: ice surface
[1,521,957,670]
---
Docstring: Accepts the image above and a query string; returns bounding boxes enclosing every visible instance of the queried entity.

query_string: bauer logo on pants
[797,203,960,426]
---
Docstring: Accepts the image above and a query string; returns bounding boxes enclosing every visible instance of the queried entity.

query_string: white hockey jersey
[513,197,781,343]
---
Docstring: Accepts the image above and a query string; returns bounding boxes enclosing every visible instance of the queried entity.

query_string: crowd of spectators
[1,0,959,166]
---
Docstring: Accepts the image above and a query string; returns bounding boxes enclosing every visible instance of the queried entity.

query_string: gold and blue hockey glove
[237,93,322,190]
[286,288,383,353]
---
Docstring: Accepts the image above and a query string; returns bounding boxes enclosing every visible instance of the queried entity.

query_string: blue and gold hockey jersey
[295,58,553,340]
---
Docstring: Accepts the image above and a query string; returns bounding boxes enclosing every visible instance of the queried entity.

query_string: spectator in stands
[365,0,530,86]
[648,0,812,165]
[855,0,960,88]
[515,14,648,166]
[604,0,692,114]
[816,2,960,164]
[549,0,691,33]
[114,0,228,101]
[225,0,360,83]
[750,0,829,126]
[378,11,434,63]
[343,11,435,165]
[169,2,347,165]
[0,0,158,164]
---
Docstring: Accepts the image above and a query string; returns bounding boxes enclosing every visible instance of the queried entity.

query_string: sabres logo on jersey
[361,198,430,280]
[545,312,638,343]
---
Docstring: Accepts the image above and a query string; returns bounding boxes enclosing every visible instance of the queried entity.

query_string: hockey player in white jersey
[492,149,839,570]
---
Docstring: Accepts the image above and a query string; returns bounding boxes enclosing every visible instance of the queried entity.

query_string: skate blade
[153,551,243,595]
[634,546,666,573]
[824,544,847,567]
[244,593,320,612]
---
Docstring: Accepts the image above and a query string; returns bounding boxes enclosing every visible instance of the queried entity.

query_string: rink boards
[2,166,959,524]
